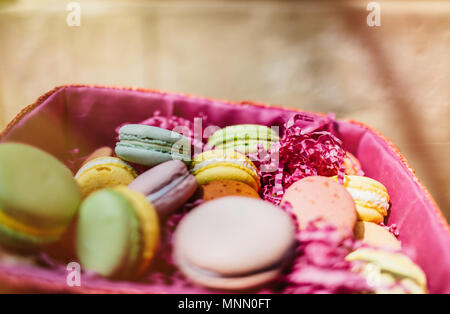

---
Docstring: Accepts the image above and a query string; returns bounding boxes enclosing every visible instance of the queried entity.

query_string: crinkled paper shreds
[251,113,346,205]
[283,221,371,294]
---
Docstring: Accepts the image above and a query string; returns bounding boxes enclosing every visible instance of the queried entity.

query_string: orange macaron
[201,180,260,201]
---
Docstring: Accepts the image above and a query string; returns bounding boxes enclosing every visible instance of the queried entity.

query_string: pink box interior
[0,85,449,293]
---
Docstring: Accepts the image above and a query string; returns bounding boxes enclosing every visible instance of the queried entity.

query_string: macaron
[116,124,191,166]
[75,157,137,197]
[190,150,260,191]
[80,146,113,167]
[0,143,82,250]
[354,221,401,250]
[281,176,357,235]
[346,248,427,294]
[173,196,295,290]
[77,186,159,279]
[128,160,198,218]
[201,180,260,201]
[343,152,363,175]
[333,175,390,223]
[207,124,280,154]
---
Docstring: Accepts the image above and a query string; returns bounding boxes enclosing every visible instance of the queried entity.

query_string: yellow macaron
[190,150,260,191]
[333,175,389,223]
[75,157,137,197]
[346,248,427,294]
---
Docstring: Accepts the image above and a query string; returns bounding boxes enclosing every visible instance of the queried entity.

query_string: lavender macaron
[128,160,197,218]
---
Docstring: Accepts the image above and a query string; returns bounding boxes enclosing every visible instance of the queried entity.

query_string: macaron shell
[346,248,427,293]
[281,176,357,235]
[0,143,81,230]
[175,250,281,290]
[194,165,260,191]
[119,124,190,145]
[116,124,191,166]
[129,160,198,217]
[191,150,260,190]
[75,157,137,197]
[116,144,171,166]
[129,160,189,196]
[77,189,139,278]
[337,175,390,223]
[354,221,401,250]
[201,180,259,201]
[174,196,295,276]
[150,175,198,218]
[207,124,280,148]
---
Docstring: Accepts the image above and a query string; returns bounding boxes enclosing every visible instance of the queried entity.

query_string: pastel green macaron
[0,143,82,250]
[76,186,159,279]
[346,248,427,294]
[207,124,280,154]
[116,124,191,167]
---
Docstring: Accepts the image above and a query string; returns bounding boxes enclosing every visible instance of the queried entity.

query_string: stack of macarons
[0,117,428,294]
[190,149,261,195]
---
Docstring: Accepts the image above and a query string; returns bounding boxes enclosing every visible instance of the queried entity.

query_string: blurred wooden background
[0,0,449,220]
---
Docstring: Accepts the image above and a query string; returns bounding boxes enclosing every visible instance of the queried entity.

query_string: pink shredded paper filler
[250,113,346,205]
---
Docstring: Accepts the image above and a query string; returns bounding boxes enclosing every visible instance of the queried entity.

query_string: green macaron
[207,124,280,154]
[76,186,159,279]
[0,143,82,250]
[115,124,191,166]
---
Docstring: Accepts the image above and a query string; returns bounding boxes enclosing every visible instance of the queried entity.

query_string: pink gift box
[0,85,449,293]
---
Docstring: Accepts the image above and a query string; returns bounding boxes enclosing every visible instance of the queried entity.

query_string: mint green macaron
[116,124,191,167]
[207,124,280,154]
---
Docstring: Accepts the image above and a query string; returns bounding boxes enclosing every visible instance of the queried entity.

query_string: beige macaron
[354,221,401,250]
[173,196,296,290]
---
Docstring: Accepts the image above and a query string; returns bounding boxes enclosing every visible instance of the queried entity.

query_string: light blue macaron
[115,124,191,167]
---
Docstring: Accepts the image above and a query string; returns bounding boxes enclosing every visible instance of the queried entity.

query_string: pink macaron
[281,176,357,235]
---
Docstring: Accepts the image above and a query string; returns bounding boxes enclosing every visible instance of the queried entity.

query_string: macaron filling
[346,187,389,214]
[0,209,65,238]
[191,159,258,176]
[177,247,291,281]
